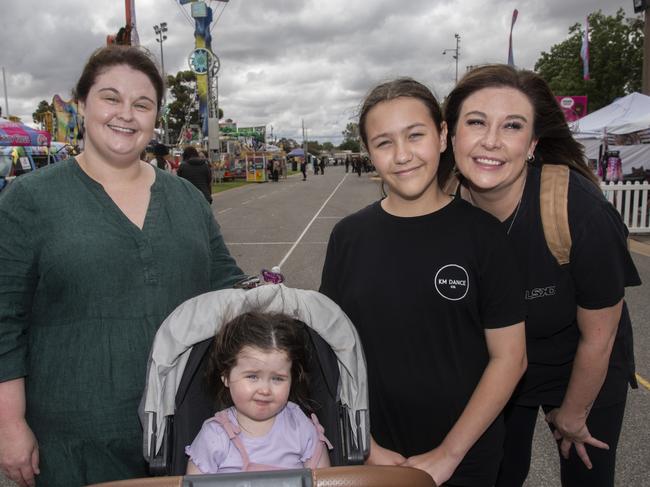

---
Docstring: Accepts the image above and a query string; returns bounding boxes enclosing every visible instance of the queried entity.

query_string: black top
[508,164,641,407]
[320,198,525,486]
[178,157,213,203]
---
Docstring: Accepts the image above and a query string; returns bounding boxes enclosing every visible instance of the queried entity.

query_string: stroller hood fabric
[141,284,368,456]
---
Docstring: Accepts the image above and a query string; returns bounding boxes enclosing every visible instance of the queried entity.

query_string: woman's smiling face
[78,64,157,163]
[452,86,537,193]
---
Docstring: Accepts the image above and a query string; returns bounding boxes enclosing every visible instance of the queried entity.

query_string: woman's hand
[0,417,39,487]
[366,436,405,466]
[545,407,609,469]
[403,446,461,486]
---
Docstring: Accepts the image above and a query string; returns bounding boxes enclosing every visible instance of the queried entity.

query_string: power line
[210,0,230,33]
[168,0,194,27]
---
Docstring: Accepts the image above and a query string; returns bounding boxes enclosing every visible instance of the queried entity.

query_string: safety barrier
[601,181,650,234]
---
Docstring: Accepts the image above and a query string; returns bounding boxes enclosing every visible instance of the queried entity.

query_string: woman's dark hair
[358,77,448,188]
[441,64,598,186]
[74,45,165,115]
[205,312,311,411]
[182,146,200,161]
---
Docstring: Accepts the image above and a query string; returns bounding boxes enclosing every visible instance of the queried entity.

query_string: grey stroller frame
[140,284,370,475]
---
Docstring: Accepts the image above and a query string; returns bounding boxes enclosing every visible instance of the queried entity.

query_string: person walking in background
[300,158,307,181]
[442,64,641,487]
[152,142,172,172]
[178,146,213,204]
[345,155,350,173]
[320,78,527,486]
[0,45,244,487]
[319,156,325,175]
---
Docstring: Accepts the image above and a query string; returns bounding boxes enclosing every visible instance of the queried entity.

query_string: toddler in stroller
[140,284,371,476]
[185,310,333,473]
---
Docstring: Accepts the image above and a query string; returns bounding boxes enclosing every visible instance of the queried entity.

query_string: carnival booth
[0,118,53,191]
[570,93,650,176]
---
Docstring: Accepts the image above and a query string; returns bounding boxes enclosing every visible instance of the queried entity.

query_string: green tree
[338,139,361,152]
[535,9,643,112]
[277,137,299,152]
[307,140,322,155]
[165,71,223,143]
[339,122,361,152]
[32,100,54,126]
[341,122,359,142]
[322,141,335,151]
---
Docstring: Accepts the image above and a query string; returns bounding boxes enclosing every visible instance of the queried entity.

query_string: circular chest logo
[434,264,469,301]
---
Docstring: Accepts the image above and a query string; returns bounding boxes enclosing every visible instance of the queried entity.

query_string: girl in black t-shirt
[442,65,641,487]
[320,78,527,486]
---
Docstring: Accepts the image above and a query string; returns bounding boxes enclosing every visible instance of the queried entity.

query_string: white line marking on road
[218,208,232,214]
[226,242,328,245]
[242,199,253,205]
[277,173,349,269]
[257,194,267,199]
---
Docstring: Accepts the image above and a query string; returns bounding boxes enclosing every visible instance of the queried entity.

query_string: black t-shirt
[320,198,525,486]
[507,165,641,407]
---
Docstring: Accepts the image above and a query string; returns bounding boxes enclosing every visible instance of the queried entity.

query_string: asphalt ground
[2,164,648,486]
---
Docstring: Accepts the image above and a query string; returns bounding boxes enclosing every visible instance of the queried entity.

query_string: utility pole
[153,22,169,144]
[443,34,461,83]
[641,7,650,95]
[302,119,307,168]
[2,67,9,118]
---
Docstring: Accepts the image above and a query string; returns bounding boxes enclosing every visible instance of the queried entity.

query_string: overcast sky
[0,0,638,142]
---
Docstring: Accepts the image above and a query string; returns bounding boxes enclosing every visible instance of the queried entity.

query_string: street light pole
[153,22,169,144]
[442,33,461,83]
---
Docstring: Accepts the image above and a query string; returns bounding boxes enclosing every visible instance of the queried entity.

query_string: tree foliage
[32,100,54,125]
[165,71,223,143]
[166,71,199,144]
[338,139,361,152]
[339,122,361,152]
[535,9,643,112]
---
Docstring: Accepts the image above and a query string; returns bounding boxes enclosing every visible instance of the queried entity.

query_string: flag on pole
[580,17,590,80]
[507,9,519,66]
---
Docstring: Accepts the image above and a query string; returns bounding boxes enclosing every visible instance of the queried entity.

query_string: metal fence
[601,181,650,234]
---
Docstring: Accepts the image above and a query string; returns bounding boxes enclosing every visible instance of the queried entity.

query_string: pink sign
[556,96,588,122]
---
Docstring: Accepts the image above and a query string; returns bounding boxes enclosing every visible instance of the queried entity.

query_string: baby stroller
[85,285,436,487]
[140,284,371,476]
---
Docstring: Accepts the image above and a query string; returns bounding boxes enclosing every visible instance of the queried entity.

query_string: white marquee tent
[570,92,650,171]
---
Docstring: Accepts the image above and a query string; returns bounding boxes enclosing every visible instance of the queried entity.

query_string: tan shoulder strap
[442,172,461,195]
[540,164,572,265]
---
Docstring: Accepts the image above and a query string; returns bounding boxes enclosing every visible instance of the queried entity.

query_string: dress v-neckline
[71,158,160,234]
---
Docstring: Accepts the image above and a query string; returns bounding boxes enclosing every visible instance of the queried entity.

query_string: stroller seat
[140,284,370,476]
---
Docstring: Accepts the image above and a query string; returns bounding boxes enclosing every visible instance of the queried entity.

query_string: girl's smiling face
[365,96,447,215]
[78,64,158,164]
[452,86,538,194]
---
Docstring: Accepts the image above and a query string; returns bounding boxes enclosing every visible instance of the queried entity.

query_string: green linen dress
[0,159,244,486]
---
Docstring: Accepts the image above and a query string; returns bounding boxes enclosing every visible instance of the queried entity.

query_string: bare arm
[0,378,39,487]
[366,435,406,466]
[186,460,202,475]
[315,448,331,468]
[545,300,622,468]
[404,322,527,485]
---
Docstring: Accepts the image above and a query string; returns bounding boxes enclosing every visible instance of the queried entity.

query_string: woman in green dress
[0,46,244,487]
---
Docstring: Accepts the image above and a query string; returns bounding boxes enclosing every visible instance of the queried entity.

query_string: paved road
[2,165,648,486]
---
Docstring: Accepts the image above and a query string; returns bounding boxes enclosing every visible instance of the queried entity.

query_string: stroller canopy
[142,284,368,456]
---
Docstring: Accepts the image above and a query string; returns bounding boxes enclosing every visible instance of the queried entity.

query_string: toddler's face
[223,346,292,434]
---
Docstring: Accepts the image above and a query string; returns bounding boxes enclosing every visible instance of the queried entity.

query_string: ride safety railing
[601,180,650,234]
